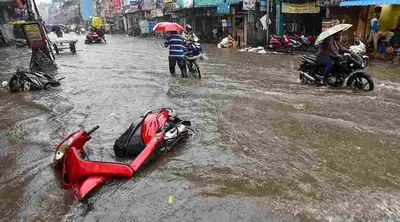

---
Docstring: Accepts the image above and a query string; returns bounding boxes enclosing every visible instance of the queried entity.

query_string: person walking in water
[367,13,380,53]
[164,31,187,77]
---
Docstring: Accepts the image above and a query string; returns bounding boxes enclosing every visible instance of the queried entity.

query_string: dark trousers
[318,55,334,80]
[169,57,187,77]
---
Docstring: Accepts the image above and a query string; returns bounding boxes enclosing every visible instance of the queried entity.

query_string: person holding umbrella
[165,31,188,77]
[153,22,187,77]
[315,24,352,85]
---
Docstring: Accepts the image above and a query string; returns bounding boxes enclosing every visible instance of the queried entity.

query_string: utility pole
[266,0,269,45]
[25,0,36,21]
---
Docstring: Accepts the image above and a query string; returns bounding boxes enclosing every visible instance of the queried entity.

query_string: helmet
[185,24,192,32]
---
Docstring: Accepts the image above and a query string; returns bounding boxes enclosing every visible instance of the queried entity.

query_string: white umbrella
[315,24,353,45]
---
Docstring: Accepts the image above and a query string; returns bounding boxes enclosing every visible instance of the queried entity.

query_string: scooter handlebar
[84,125,99,136]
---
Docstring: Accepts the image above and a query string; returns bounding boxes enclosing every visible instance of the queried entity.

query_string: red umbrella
[153,22,184,32]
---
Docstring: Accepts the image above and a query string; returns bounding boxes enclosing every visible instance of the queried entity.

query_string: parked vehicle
[75,26,85,35]
[349,40,369,67]
[5,70,63,92]
[289,33,314,52]
[268,33,294,53]
[53,108,194,200]
[299,52,374,91]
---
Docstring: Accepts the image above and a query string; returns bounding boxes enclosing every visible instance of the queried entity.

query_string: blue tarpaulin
[340,0,400,6]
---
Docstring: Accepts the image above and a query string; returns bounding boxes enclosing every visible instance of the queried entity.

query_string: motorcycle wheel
[348,73,374,91]
[194,62,201,79]
[22,81,31,91]
[286,46,294,54]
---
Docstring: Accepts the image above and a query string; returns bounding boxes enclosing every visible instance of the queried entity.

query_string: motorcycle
[299,52,374,91]
[268,33,294,53]
[53,108,193,200]
[349,40,369,67]
[75,27,85,35]
[4,70,63,92]
[291,34,314,52]
[185,41,203,78]
[85,30,106,44]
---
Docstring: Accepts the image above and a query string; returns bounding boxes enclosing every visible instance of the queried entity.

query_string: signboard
[141,0,156,10]
[22,22,46,49]
[25,24,42,41]
[182,0,193,8]
[322,19,340,31]
[243,0,256,10]
[282,2,320,14]
[217,3,230,14]
[222,19,227,27]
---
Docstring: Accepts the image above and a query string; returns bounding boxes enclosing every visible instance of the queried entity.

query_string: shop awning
[340,0,400,6]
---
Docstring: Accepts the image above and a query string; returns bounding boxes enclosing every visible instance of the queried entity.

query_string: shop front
[282,0,323,36]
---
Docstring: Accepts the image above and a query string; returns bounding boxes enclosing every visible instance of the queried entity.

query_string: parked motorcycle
[299,52,374,91]
[53,108,193,200]
[290,34,314,52]
[85,30,106,44]
[349,40,369,67]
[268,33,294,53]
[4,70,63,92]
[186,41,203,78]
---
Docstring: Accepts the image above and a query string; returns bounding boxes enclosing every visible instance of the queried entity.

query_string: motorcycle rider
[318,32,350,85]
[182,24,199,42]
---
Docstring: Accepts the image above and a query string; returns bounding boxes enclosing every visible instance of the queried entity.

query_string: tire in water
[347,73,374,91]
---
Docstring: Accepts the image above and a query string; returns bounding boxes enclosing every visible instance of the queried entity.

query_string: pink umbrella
[153,22,184,32]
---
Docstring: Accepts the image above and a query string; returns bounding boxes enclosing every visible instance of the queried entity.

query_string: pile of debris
[239,46,267,54]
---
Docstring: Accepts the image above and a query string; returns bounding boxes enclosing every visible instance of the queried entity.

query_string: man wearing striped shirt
[165,31,187,77]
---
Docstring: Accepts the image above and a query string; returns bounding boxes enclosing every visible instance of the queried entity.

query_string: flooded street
[1,33,400,221]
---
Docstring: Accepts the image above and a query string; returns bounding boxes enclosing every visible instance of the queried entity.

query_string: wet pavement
[1,33,400,221]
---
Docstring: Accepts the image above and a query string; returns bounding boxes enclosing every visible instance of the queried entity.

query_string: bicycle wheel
[194,62,201,79]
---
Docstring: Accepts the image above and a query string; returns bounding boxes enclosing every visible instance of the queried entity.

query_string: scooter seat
[62,147,134,188]
[303,54,318,64]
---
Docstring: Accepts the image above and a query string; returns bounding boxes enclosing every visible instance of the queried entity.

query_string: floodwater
[1,33,400,222]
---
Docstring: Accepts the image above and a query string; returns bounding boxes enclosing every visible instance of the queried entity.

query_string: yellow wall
[380,5,400,31]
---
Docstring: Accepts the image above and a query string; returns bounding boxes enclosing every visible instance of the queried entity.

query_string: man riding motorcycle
[317,32,350,85]
[182,24,199,42]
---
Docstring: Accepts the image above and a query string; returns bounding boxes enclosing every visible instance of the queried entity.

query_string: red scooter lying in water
[53,108,193,200]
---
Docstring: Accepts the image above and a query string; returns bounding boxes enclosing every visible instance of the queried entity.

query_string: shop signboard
[22,22,46,49]
[217,3,230,14]
[222,19,227,27]
[282,2,320,14]
[243,0,256,10]
[141,0,156,11]
[322,18,340,31]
